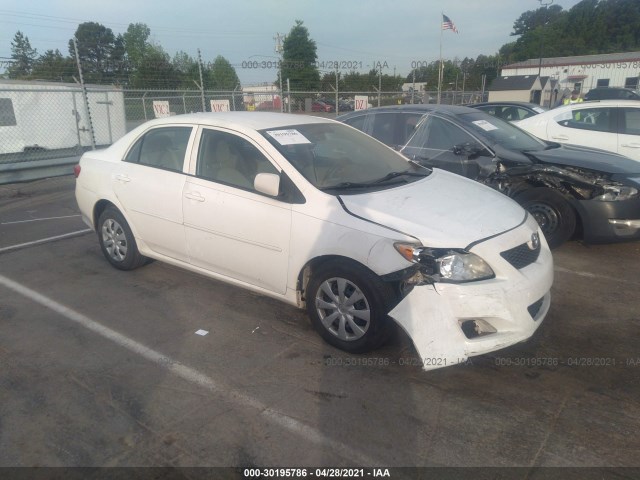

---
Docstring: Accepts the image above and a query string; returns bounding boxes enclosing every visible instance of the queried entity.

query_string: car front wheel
[306,261,395,353]
[97,206,147,270]
[515,187,576,249]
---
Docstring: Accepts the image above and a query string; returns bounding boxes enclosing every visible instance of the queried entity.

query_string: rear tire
[515,188,576,249]
[97,207,147,271]
[306,261,395,353]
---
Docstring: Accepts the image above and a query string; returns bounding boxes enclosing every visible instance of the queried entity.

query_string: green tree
[207,55,241,90]
[280,20,320,91]
[69,22,122,83]
[131,43,180,88]
[123,23,151,67]
[503,0,640,61]
[172,50,200,88]
[511,4,564,36]
[8,31,37,78]
[31,49,75,82]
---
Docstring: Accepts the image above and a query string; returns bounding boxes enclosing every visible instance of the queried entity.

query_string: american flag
[442,14,459,33]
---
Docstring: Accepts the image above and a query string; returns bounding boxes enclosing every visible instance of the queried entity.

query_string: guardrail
[0,155,80,185]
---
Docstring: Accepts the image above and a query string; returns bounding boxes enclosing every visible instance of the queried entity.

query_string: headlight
[594,185,638,202]
[394,243,495,283]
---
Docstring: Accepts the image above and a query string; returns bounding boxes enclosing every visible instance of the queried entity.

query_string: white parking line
[0,273,378,466]
[1,214,82,225]
[0,229,93,254]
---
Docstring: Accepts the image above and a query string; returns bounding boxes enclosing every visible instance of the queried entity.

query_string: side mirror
[452,142,485,158]
[254,173,280,197]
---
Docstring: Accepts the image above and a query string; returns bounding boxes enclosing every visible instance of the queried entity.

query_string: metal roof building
[501,52,640,95]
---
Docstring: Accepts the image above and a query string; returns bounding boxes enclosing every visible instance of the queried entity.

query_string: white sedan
[515,100,640,161]
[75,112,553,370]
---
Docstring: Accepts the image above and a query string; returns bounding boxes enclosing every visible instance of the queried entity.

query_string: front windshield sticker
[472,120,499,131]
[266,129,312,145]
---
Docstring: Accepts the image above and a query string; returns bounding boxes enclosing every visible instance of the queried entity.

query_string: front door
[183,128,292,294]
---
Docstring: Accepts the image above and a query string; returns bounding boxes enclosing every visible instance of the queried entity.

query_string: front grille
[500,241,541,269]
[528,297,545,320]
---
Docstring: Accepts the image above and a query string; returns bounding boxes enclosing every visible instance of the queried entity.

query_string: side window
[398,113,424,145]
[423,116,477,150]
[403,116,485,179]
[0,98,17,126]
[370,113,397,146]
[343,114,367,132]
[196,129,279,191]
[125,127,192,171]
[556,107,614,133]
[622,108,640,136]
[476,106,496,116]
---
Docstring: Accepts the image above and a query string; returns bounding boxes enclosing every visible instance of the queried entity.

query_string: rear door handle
[115,174,131,183]
[184,191,205,202]
[621,143,640,148]
[551,135,569,141]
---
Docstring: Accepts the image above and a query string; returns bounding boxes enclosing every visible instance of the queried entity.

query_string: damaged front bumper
[389,221,554,371]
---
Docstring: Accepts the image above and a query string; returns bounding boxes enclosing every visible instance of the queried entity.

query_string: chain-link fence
[0,80,487,184]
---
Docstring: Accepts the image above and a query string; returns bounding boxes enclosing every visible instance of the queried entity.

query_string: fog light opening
[460,319,497,339]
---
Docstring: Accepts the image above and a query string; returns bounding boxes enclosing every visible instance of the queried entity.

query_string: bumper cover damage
[389,222,554,371]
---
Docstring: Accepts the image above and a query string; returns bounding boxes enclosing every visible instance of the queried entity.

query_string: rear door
[618,106,640,160]
[547,106,618,153]
[112,125,194,261]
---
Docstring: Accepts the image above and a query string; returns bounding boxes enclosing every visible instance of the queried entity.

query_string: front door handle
[184,192,205,202]
[621,143,640,148]
[551,135,569,141]
[115,174,131,183]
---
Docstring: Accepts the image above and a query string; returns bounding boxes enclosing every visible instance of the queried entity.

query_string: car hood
[338,169,526,248]
[523,144,640,175]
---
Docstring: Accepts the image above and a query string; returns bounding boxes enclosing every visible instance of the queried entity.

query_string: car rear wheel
[515,188,576,249]
[97,206,147,270]
[306,261,395,353]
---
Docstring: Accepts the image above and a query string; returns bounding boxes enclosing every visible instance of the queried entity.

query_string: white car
[515,100,640,161]
[75,112,553,370]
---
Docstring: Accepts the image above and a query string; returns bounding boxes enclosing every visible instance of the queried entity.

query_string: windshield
[260,122,429,191]
[458,111,548,151]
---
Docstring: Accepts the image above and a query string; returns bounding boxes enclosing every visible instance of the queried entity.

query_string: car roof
[136,112,335,131]
[588,87,636,91]
[336,104,476,120]
[563,99,640,107]
[468,101,543,109]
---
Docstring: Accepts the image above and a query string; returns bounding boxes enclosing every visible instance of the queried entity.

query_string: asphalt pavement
[1,176,639,478]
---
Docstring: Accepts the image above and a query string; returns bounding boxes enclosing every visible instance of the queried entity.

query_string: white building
[501,51,640,97]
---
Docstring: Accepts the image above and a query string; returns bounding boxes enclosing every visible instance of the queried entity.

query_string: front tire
[306,261,395,353]
[515,187,576,249]
[97,206,147,270]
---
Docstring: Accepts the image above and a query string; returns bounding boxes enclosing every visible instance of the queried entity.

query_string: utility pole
[275,33,285,113]
[197,49,205,112]
[378,62,382,107]
[538,0,554,77]
[411,69,416,104]
[72,37,96,150]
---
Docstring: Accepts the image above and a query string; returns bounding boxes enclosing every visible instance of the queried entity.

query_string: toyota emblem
[529,233,540,250]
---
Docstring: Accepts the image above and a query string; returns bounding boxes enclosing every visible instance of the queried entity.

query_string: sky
[0,0,584,85]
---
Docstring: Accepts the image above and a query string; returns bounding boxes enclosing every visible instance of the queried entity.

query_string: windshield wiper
[319,170,429,191]
[318,181,383,191]
[370,170,430,183]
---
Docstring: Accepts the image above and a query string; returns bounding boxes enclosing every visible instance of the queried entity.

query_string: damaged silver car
[338,105,640,248]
